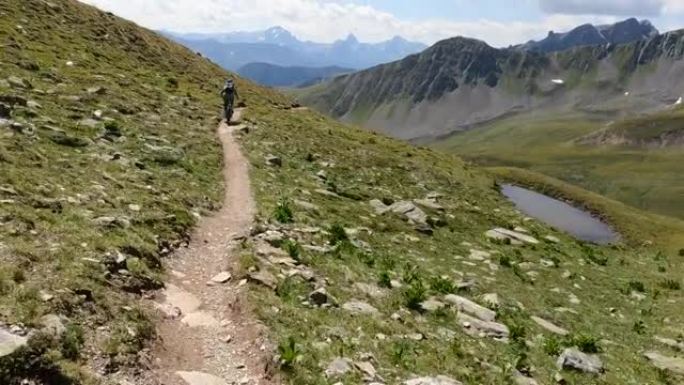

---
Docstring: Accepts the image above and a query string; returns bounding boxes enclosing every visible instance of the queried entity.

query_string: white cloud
[77,0,656,47]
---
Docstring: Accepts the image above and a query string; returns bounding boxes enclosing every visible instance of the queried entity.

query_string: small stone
[486,228,539,245]
[420,298,447,312]
[481,293,500,308]
[265,155,282,167]
[342,300,379,316]
[39,290,55,302]
[308,288,337,307]
[557,347,604,374]
[211,272,232,284]
[176,371,228,385]
[531,316,569,336]
[403,375,463,385]
[248,270,277,290]
[325,357,353,378]
[545,235,561,243]
[87,86,107,95]
[128,204,141,212]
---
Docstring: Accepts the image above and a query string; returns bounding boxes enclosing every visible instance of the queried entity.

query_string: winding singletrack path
[151,109,276,385]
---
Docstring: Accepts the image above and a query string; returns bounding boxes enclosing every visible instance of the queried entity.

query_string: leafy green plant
[282,239,301,260]
[61,324,85,360]
[429,276,456,294]
[277,337,300,370]
[543,336,562,356]
[273,200,294,223]
[499,254,512,267]
[328,224,348,245]
[378,271,392,288]
[566,333,601,354]
[659,279,681,290]
[403,279,427,311]
[633,320,646,335]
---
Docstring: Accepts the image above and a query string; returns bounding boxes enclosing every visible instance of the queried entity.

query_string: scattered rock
[86,86,107,95]
[486,228,539,245]
[420,298,447,312]
[444,294,496,322]
[414,198,444,211]
[481,293,500,308]
[369,199,389,214]
[265,154,282,167]
[545,235,561,243]
[557,348,604,374]
[531,316,569,336]
[308,288,337,307]
[248,270,278,290]
[342,300,379,316]
[457,312,509,341]
[40,314,66,338]
[353,282,387,298]
[26,100,41,109]
[513,371,539,385]
[93,216,130,228]
[355,360,378,380]
[325,357,353,378]
[655,336,684,351]
[7,76,31,89]
[210,272,232,284]
[644,351,684,375]
[468,249,491,261]
[0,326,28,358]
[294,199,319,212]
[403,375,463,385]
[176,371,228,385]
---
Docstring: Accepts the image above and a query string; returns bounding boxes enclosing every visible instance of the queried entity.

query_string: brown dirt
[140,109,278,385]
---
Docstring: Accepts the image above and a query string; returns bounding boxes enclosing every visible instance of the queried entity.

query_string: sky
[78,0,684,47]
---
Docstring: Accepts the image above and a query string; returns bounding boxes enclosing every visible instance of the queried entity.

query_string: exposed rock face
[557,348,604,374]
[303,24,684,141]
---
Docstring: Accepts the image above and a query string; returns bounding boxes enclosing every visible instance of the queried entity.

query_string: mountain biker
[220,78,239,121]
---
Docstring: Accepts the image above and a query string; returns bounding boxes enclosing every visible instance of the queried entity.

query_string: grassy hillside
[2,1,684,385]
[435,112,684,220]
[0,0,273,382]
[236,105,684,384]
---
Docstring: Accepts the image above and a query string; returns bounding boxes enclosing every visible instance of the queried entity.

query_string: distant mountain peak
[521,18,659,53]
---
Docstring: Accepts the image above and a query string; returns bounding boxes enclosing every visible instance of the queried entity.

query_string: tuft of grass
[659,279,681,291]
[274,200,295,223]
[328,224,349,245]
[277,337,300,370]
[429,276,457,294]
[403,279,427,311]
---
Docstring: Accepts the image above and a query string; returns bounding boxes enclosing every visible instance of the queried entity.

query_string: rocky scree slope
[302,30,684,140]
[0,0,281,383]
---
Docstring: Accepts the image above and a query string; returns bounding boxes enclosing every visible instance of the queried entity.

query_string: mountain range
[163,27,427,71]
[519,18,659,53]
[301,18,683,141]
[236,63,353,88]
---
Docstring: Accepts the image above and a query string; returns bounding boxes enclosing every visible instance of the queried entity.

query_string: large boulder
[444,294,496,322]
[0,327,28,358]
[456,312,509,341]
[557,348,604,374]
[644,351,684,375]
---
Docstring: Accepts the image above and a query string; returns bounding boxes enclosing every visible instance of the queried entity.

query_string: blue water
[501,184,620,244]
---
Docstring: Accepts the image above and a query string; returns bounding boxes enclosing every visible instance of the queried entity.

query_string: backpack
[223,80,235,96]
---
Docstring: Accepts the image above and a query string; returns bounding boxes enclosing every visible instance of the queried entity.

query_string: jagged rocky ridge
[303,29,684,140]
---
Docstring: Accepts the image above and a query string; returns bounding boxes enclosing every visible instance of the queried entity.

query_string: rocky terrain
[165,28,427,71]
[518,18,659,53]
[301,27,684,141]
[1,1,684,385]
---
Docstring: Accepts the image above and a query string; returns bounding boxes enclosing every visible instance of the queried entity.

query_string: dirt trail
[150,109,276,385]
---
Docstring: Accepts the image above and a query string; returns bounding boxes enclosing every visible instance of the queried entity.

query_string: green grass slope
[2,1,684,385]
[435,112,684,220]
[0,0,279,382]
[236,105,684,384]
